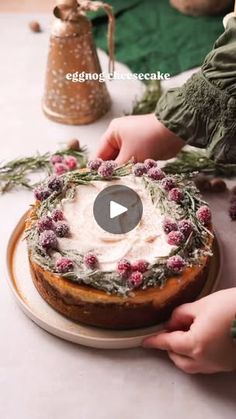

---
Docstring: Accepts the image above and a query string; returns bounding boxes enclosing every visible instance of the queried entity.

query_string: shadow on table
[76,343,236,402]
[30,313,236,404]
[192,372,236,402]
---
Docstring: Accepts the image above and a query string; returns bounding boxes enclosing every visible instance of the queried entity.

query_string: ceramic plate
[6,213,222,349]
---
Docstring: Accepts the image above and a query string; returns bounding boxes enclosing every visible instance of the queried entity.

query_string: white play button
[110,200,128,219]
[93,185,143,234]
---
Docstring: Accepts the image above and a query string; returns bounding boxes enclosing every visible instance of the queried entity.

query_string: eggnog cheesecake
[25,159,213,329]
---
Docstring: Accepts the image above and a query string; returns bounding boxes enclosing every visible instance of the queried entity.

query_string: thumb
[95,129,119,161]
[142,330,194,356]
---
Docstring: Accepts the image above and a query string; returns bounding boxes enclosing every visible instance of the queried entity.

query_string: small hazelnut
[194,174,211,192]
[210,178,227,193]
[66,138,80,151]
[29,21,41,33]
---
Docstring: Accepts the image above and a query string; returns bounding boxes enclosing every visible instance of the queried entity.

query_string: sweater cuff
[155,71,236,163]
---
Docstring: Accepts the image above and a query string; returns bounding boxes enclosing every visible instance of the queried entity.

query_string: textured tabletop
[0,13,235,419]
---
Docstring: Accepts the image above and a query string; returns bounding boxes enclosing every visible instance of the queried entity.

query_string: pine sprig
[164,149,236,177]
[0,147,87,194]
[128,80,162,115]
[65,161,133,184]
[143,174,212,258]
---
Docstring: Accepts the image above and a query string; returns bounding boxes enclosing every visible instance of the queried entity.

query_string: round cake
[25,159,214,329]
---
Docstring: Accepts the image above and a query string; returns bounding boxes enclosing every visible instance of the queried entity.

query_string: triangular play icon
[109,200,128,219]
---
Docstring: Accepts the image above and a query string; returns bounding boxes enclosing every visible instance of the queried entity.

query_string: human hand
[143,289,236,374]
[95,114,184,165]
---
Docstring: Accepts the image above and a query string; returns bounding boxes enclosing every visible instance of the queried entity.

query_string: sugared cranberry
[132,163,147,177]
[128,271,143,288]
[178,220,194,238]
[167,255,186,273]
[39,230,58,250]
[54,222,70,238]
[168,188,184,203]
[47,175,64,192]
[167,231,185,246]
[51,209,64,222]
[50,154,63,165]
[196,206,212,225]
[64,155,78,171]
[162,217,178,234]
[132,259,149,273]
[147,167,165,181]
[87,158,103,171]
[144,159,157,171]
[84,252,98,269]
[34,186,51,201]
[161,177,176,192]
[98,161,115,178]
[54,163,68,176]
[56,257,74,273]
[116,259,131,278]
[37,215,54,232]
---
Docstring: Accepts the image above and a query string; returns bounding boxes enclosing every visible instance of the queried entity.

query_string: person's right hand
[143,289,236,374]
[95,113,185,165]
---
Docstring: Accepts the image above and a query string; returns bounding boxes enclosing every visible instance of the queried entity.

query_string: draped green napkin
[90,0,228,76]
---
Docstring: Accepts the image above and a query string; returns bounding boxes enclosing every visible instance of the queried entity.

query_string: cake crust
[29,251,210,329]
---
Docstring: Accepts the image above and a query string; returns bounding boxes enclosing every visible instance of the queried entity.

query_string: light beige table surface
[0,12,236,419]
[0,0,55,13]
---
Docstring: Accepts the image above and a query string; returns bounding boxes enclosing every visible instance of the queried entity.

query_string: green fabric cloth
[91,0,227,76]
[156,17,236,164]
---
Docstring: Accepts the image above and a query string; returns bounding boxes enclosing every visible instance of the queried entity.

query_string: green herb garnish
[0,147,87,193]
[128,80,162,115]
[164,149,236,177]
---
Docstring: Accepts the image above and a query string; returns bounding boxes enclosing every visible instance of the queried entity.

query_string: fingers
[114,147,132,165]
[143,330,194,356]
[142,331,201,374]
[165,303,196,331]
[96,132,131,165]
[96,129,119,161]
[168,351,200,374]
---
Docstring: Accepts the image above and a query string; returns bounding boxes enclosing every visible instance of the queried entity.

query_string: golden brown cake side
[29,251,210,329]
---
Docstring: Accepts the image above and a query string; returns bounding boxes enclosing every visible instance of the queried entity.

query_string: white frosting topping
[58,175,174,271]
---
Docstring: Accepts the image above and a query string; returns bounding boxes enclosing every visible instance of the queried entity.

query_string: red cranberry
[167,255,186,273]
[84,252,98,269]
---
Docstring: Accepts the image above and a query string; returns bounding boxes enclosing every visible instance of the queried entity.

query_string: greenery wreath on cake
[26,158,213,297]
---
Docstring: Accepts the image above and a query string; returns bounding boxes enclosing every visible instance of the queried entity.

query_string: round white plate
[6,213,222,349]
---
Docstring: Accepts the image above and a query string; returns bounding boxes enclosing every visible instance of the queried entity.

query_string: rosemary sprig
[164,149,236,177]
[128,80,162,115]
[65,161,133,184]
[0,147,87,194]
[143,174,211,258]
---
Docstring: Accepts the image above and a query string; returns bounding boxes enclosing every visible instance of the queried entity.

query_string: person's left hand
[142,289,236,374]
